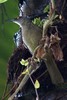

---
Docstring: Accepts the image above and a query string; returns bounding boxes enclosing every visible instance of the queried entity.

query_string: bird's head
[11,17,23,27]
[11,16,30,27]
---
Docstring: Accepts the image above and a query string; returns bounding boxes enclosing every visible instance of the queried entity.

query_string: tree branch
[43,49,64,85]
[8,60,40,100]
[42,0,55,37]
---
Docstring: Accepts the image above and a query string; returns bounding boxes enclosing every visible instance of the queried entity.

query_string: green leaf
[32,18,43,27]
[20,59,26,66]
[43,5,50,13]
[25,60,29,66]
[20,59,29,66]
[54,15,59,19]
[22,69,29,75]
[0,0,7,3]
[34,80,40,89]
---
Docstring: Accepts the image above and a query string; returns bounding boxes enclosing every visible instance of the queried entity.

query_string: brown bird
[12,17,42,54]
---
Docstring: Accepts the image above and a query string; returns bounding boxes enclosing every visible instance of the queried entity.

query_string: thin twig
[27,65,39,100]
[42,0,55,37]
[61,0,66,15]
[37,70,48,80]
[8,61,40,100]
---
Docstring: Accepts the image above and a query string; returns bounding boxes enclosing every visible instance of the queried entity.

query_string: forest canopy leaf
[0,0,7,3]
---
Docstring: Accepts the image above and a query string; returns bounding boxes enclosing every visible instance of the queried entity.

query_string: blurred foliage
[32,17,43,27]
[43,4,50,13]
[0,0,19,99]
[0,0,7,4]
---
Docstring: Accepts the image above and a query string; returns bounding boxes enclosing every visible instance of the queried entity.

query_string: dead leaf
[51,43,63,61]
